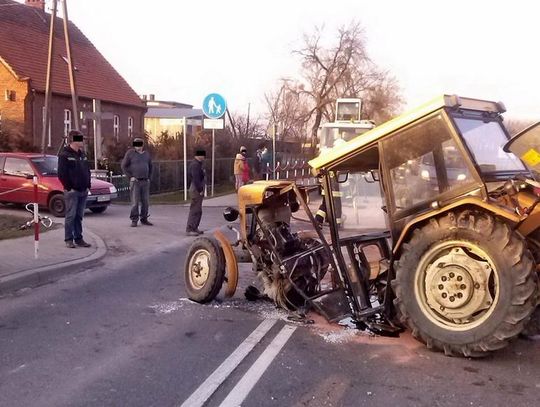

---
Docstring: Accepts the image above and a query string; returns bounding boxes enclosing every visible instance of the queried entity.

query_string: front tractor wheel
[184,237,225,303]
[393,210,538,357]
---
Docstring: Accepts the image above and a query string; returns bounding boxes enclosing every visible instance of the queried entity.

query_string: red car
[0,153,117,217]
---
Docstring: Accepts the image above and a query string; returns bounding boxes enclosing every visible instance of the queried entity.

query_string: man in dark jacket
[121,137,153,227]
[58,130,92,248]
[186,149,206,236]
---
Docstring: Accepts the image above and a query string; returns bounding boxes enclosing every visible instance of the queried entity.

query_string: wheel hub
[429,265,474,309]
[424,247,493,322]
[189,250,210,288]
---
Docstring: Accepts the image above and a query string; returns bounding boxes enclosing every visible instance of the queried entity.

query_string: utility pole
[246,102,250,138]
[61,0,80,131]
[272,123,277,179]
[41,0,80,154]
[41,0,58,153]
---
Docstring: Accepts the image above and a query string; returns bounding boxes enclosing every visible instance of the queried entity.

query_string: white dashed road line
[219,324,297,407]
[179,319,277,407]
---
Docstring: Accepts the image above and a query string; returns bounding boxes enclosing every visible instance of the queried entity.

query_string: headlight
[223,207,239,222]
[456,174,467,181]
[421,170,430,180]
[110,186,117,193]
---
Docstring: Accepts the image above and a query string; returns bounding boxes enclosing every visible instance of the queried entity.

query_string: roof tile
[0,0,144,108]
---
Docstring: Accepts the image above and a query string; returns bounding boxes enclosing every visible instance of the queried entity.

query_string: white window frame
[64,109,72,138]
[128,116,133,138]
[113,115,120,140]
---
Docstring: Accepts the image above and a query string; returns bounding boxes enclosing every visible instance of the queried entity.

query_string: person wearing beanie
[186,149,207,236]
[121,137,153,227]
[57,130,92,248]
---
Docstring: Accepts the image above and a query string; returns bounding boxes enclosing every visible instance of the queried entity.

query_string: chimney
[25,0,45,11]
[149,94,155,102]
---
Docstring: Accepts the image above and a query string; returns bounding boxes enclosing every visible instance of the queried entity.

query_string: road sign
[204,118,224,130]
[202,93,227,119]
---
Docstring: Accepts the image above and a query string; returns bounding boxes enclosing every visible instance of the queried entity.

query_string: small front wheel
[184,237,225,303]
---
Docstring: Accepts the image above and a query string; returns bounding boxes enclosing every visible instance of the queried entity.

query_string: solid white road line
[219,324,297,407]
[179,319,277,407]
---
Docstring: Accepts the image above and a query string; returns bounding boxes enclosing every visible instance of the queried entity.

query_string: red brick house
[0,0,146,155]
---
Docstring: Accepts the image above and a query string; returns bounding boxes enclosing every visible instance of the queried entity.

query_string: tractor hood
[237,180,293,207]
[503,121,540,173]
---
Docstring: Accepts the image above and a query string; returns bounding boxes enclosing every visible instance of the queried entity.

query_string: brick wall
[0,62,29,138]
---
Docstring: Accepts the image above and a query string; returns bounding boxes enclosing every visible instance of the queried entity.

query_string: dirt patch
[0,213,58,241]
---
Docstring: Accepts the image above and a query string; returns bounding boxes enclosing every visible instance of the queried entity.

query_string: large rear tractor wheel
[184,237,225,303]
[393,210,538,357]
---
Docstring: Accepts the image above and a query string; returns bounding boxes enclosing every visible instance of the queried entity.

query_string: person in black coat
[58,130,92,248]
[186,150,206,236]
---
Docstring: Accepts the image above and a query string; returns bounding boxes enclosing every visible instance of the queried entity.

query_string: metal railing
[93,156,313,200]
[262,160,315,185]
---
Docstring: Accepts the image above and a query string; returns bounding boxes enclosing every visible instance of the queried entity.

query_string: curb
[0,229,107,295]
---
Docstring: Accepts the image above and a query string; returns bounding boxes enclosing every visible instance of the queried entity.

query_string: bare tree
[265,79,310,143]
[266,21,403,150]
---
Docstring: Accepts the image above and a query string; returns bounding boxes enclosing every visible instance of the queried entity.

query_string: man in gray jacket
[121,137,153,227]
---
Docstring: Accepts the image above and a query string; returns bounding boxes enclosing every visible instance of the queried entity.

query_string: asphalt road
[1,243,540,407]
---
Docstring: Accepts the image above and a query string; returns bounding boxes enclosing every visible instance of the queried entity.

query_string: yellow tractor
[184,95,540,357]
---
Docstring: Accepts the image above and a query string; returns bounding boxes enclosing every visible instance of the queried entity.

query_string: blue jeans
[64,190,88,242]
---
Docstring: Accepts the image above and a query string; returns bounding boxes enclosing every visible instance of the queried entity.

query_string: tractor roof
[309,94,505,172]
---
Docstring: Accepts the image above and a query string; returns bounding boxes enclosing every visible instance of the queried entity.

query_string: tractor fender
[393,198,520,257]
[213,230,239,298]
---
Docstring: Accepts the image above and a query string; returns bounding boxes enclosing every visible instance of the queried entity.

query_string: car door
[0,157,35,204]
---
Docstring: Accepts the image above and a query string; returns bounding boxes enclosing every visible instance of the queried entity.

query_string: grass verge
[0,214,59,241]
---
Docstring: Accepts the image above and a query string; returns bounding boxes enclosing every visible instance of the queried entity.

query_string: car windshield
[31,156,58,176]
[454,117,526,173]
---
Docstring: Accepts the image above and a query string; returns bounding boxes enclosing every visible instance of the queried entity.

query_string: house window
[113,115,120,140]
[128,116,134,138]
[64,109,72,137]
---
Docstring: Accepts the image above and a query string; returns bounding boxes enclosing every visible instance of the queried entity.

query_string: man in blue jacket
[58,130,92,248]
[186,149,206,236]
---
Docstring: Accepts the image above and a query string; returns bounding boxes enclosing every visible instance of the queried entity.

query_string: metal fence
[93,156,314,201]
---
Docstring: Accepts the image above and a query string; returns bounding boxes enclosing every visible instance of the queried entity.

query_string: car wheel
[90,206,107,214]
[48,194,66,217]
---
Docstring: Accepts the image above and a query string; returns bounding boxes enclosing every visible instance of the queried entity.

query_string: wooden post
[41,0,58,153]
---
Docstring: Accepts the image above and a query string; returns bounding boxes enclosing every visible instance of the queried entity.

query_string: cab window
[382,114,472,213]
[3,157,34,178]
